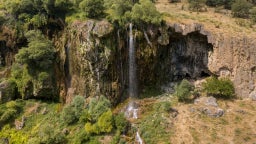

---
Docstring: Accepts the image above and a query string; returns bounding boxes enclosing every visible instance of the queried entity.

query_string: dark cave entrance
[159,30,213,82]
[137,30,213,95]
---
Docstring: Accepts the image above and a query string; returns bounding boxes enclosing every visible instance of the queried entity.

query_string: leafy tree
[105,0,133,25]
[202,77,235,99]
[88,96,111,121]
[174,79,194,102]
[231,0,253,18]
[188,0,206,12]
[129,0,162,25]
[79,0,105,19]
[15,30,55,71]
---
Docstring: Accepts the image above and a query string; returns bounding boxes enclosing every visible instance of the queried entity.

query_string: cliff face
[169,22,256,98]
[0,20,255,102]
[56,20,256,102]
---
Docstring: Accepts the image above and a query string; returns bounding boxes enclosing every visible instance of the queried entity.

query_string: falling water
[129,23,137,98]
[127,23,143,144]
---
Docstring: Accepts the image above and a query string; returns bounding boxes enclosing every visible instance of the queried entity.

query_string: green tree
[174,79,194,102]
[105,0,133,25]
[15,30,55,70]
[79,0,105,19]
[231,0,253,18]
[202,77,235,99]
[129,0,162,25]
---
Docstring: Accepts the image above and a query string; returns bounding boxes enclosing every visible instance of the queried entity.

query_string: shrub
[188,0,207,12]
[231,0,253,18]
[61,105,76,125]
[97,110,113,133]
[79,0,105,19]
[174,79,194,102]
[88,96,111,121]
[61,95,85,125]
[114,113,128,133]
[202,77,235,99]
[250,7,256,23]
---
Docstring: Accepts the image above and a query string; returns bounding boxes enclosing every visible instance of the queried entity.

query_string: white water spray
[129,23,137,98]
[126,23,143,144]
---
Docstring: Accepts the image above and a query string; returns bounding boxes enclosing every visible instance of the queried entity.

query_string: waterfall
[126,23,143,144]
[129,23,137,98]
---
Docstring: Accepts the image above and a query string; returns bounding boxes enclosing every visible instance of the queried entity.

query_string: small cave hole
[200,71,210,77]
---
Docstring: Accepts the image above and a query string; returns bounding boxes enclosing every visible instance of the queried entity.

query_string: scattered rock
[41,107,48,115]
[249,91,256,101]
[193,97,224,117]
[194,96,218,107]
[170,108,179,118]
[62,128,69,135]
[15,116,25,130]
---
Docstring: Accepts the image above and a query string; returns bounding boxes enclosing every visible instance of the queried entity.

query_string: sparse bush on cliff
[202,77,235,99]
[174,79,195,102]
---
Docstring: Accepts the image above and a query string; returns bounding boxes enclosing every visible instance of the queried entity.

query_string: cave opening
[136,30,213,96]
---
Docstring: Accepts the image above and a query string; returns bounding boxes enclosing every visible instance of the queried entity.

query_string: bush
[97,110,113,133]
[61,95,85,125]
[114,113,128,133]
[79,0,105,19]
[202,77,235,99]
[174,79,194,102]
[231,0,253,18]
[88,96,111,122]
[250,7,256,23]
[188,0,207,12]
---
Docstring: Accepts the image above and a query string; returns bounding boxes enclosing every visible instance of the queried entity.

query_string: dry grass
[155,0,256,35]
[170,99,256,144]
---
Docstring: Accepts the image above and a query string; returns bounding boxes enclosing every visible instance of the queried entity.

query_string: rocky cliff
[0,19,255,102]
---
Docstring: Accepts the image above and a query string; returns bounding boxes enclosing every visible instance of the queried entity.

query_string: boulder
[193,96,224,117]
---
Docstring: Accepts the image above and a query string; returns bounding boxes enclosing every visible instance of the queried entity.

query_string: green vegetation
[138,101,172,144]
[188,0,207,12]
[202,77,235,99]
[79,0,105,19]
[231,0,253,18]
[174,79,195,102]
[11,30,55,99]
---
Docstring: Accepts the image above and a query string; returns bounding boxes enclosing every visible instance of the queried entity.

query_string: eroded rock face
[56,20,256,103]
[168,22,256,98]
